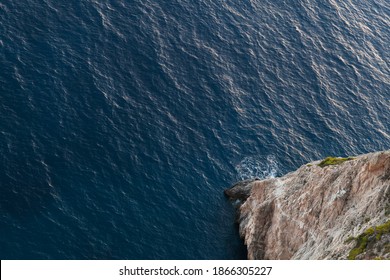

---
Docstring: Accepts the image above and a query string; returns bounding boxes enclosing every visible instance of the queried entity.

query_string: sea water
[0,0,389,259]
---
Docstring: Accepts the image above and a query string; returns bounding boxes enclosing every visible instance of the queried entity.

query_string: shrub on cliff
[318,156,355,167]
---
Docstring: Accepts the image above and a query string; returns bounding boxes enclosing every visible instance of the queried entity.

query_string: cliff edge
[225,150,390,259]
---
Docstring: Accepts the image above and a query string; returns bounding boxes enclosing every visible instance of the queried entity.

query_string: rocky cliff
[225,150,390,260]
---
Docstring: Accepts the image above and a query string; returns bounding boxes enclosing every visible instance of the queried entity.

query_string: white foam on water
[235,155,279,181]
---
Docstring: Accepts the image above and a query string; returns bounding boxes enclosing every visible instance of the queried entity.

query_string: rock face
[225,150,390,259]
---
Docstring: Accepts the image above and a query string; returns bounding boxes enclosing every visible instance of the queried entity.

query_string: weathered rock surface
[225,150,390,259]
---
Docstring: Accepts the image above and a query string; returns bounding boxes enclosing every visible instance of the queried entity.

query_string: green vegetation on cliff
[318,156,355,168]
[347,220,390,260]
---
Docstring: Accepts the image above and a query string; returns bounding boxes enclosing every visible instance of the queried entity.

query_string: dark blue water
[0,0,389,259]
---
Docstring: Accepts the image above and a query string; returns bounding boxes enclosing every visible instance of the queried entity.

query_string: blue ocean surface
[0,0,389,259]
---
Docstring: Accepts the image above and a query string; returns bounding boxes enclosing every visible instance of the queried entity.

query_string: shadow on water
[234,222,248,260]
[224,189,248,260]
